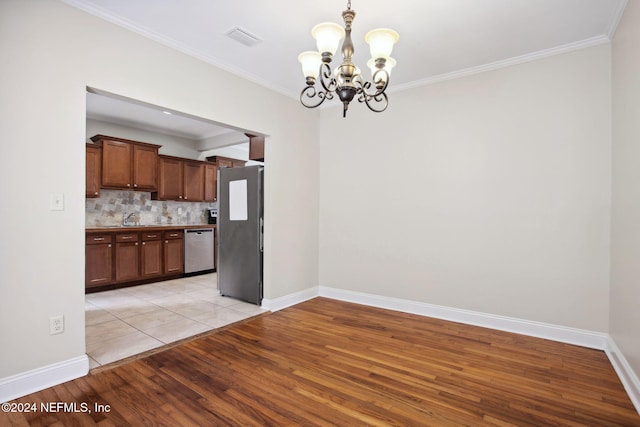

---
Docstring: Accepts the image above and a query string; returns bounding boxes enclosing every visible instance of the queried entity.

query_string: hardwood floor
[3,297,639,426]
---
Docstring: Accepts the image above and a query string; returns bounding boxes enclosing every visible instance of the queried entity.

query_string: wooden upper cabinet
[132,144,158,190]
[183,160,204,201]
[91,135,159,191]
[206,155,246,168]
[247,134,265,162]
[86,143,102,198]
[156,155,204,201]
[157,156,184,200]
[203,162,217,202]
[101,139,132,188]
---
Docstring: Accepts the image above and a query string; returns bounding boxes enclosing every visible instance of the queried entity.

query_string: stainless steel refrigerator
[217,165,263,305]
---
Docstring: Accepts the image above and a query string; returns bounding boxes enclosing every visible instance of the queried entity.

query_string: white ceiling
[72,0,627,139]
[86,90,238,140]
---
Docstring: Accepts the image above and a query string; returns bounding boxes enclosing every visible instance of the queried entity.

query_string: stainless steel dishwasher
[184,228,215,274]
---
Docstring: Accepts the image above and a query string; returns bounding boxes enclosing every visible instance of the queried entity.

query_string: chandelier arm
[355,79,389,112]
[300,85,329,109]
[362,91,389,113]
[318,62,338,93]
[364,69,390,97]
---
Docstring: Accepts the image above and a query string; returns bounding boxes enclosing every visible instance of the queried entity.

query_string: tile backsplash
[86,189,215,227]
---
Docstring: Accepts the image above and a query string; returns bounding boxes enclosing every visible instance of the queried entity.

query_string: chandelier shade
[298,51,322,80]
[311,23,345,56]
[298,0,399,117]
[365,28,400,60]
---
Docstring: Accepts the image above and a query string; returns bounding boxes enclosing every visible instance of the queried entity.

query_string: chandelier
[298,0,399,117]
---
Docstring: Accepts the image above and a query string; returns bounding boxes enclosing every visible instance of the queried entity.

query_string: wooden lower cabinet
[86,228,196,291]
[141,232,163,278]
[164,231,184,274]
[85,234,113,288]
[115,233,140,282]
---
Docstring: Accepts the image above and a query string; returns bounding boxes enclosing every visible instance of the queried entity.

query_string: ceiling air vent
[225,26,262,47]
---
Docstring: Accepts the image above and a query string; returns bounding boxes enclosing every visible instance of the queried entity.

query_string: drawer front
[115,233,139,243]
[164,230,184,240]
[86,234,113,245]
[141,231,161,241]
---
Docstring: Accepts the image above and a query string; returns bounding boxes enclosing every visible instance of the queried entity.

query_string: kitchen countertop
[86,224,216,233]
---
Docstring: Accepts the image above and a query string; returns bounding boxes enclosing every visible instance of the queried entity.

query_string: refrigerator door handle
[259,217,264,253]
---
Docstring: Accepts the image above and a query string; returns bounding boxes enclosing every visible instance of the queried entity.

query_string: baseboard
[318,286,609,350]
[0,355,89,403]
[261,286,318,312]
[606,337,640,414]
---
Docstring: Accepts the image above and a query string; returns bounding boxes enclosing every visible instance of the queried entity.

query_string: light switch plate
[49,193,64,211]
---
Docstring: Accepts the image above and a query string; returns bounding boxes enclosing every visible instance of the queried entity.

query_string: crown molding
[607,0,629,40]
[63,0,626,102]
[390,35,611,94]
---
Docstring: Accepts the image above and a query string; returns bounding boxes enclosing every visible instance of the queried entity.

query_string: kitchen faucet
[123,212,140,226]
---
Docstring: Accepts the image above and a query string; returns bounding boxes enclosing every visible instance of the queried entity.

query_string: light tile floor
[85,273,267,369]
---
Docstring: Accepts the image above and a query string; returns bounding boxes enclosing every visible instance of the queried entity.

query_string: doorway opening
[84,88,267,369]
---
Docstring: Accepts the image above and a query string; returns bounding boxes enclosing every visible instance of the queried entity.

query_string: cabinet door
[183,161,204,201]
[164,238,183,274]
[86,144,102,197]
[141,239,163,278]
[203,163,217,202]
[115,241,140,282]
[248,135,265,161]
[158,157,183,200]
[133,144,158,190]
[216,158,234,168]
[102,140,132,188]
[86,243,112,287]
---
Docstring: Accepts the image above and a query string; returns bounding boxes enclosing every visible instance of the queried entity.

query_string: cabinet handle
[94,192,98,195]
[134,184,138,188]
[179,196,183,199]
[93,237,105,241]
[108,244,112,248]
[135,242,138,246]
[122,236,133,239]
[142,242,145,245]
[127,183,130,187]
[165,240,168,243]
[184,196,188,200]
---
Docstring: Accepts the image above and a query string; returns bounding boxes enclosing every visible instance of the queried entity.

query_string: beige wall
[0,0,319,378]
[611,0,640,378]
[319,44,612,332]
[2,0,637,400]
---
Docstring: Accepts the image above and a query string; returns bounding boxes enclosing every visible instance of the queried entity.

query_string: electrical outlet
[50,315,64,335]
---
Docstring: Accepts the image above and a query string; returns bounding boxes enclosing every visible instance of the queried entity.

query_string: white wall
[319,44,612,332]
[0,0,319,381]
[611,0,640,380]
